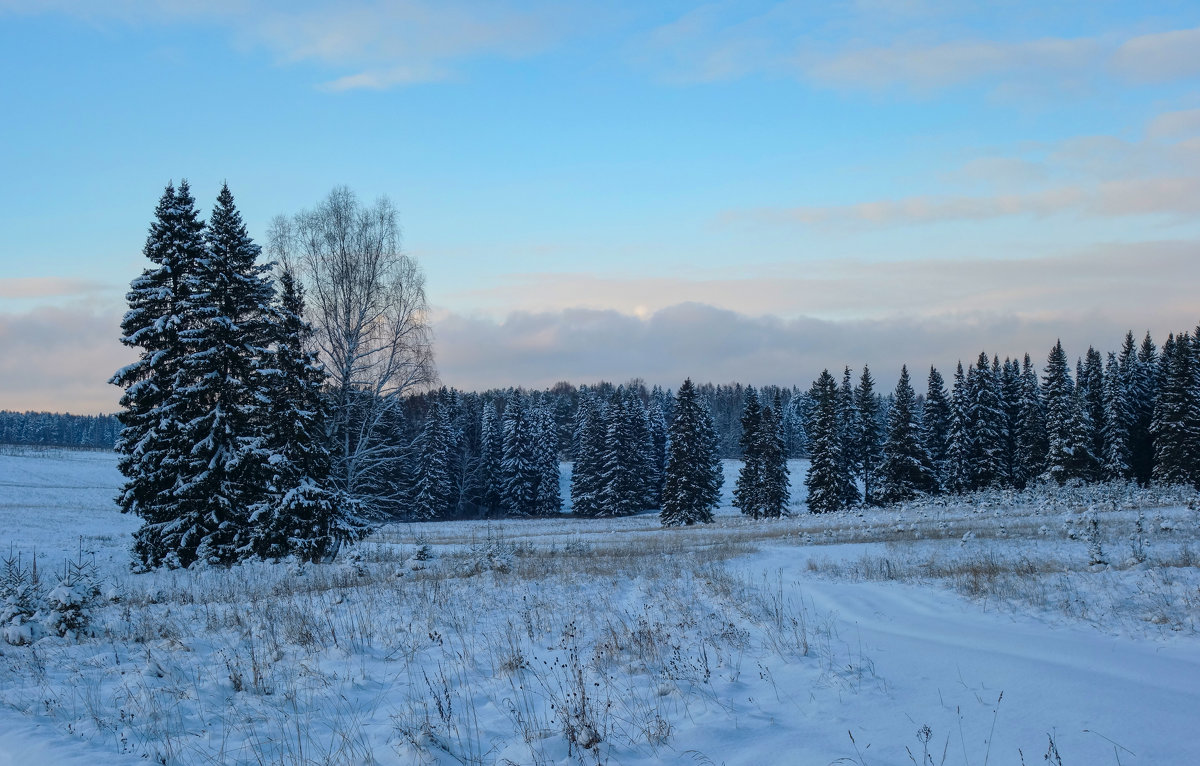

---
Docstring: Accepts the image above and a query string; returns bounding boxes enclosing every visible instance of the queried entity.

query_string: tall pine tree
[879,365,938,503]
[661,379,721,526]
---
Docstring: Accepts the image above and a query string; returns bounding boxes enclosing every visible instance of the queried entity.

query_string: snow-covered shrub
[1,551,43,646]
[42,552,100,640]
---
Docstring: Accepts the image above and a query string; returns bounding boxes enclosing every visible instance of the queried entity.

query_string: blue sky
[2,1,1200,412]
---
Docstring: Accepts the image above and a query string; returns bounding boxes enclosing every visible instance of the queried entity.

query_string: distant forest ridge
[0,411,121,450]
[0,382,798,459]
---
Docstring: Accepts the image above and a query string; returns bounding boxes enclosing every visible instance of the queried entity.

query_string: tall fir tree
[879,365,938,504]
[533,406,563,515]
[111,181,208,570]
[479,401,504,516]
[734,387,765,518]
[1000,357,1022,484]
[969,352,1008,489]
[805,370,852,513]
[172,184,277,567]
[837,367,863,507]
[854,366,883,505]
[569,392,605,517]
[759,391,791,517]
[1080,347,1107,464]
[1015,353,1048,486]
[1129,332,1159,485]
[1042,340,1098,483]
[661,379,721,526]
[253,268,367,562]
[1101,351,1133,481]
[647,400,669,507]
[1152,332,1200,487]
[598,389,643,517]
[921,366,951,491]
[412,399,456,520]
[945,362,974,493]
[501,391,538,515]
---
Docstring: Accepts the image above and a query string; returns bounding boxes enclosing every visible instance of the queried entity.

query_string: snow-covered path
[739,545,1200,765]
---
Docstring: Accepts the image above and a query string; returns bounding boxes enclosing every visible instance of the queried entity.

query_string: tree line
[804,331,1200,513]
[0,411,118,449]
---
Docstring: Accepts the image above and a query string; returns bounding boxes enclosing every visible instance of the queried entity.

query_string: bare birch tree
[268,187,436,514]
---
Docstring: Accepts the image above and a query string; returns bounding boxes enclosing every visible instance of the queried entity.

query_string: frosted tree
[759,391,790,517]
[1043,340,1097,483]
[1101,351,1133,481]
[661,379,721,526]
[599,389,642,517]
[534,406,562,515]
[110,181,207,570]
[879,365,938,504]
[805,370,850,513]
[501,391,538,515]
[1130,332,1159,485]
[921,366,951,491]
[1014,353,1048,487]
[733,386,764,518]
[1080,347,1107,464]
[412,399,456,520]
[254,268,367,562]
[854,366,883,505]
[479,401,504,517]
[836,368,863,507]
[647,400,669,507]
[569,392,605,517]
[969,352,1008,489]
[172,184,277,567]
[1152,332,1200,487]
[945,362,974,493]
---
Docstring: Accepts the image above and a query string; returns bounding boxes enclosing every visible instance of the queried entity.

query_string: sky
[2,0,1199,413]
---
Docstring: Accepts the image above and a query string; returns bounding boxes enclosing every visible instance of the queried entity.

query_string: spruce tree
[921,366,951,491]
[479,401,504,517]
[1001,357,1022,484]
[599,389,642,516]
[1101,351,1133,481]
[1152,333,1200,487]
[173,184,277,566]
[253,268,367,562]
[1043,340,1097,483]
[647,400,669,507]
[969,352,1007,489]
[661,379,721,526]
[412,400,456,520]
[1081,347,1107,464]
[945,362,974,493]
[533,406,563,515]
[854,366,883,505]
[805,370,850,513]
[734,387,764,518]
[879,365,938,503]
[759,391,791,517]
[837,368,863,507]
[1129,332,1159,485]
[111,181,207,570]
[1015,353,1048,486]
[569,392,605,517]
[501,391,538,515]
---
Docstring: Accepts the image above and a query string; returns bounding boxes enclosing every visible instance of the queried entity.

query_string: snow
[1,447,1198,764]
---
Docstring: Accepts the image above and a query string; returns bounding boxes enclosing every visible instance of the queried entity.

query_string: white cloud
[0,0,569,89]
[1112,26,1200,82]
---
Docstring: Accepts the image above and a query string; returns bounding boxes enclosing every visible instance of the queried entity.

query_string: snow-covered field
[2,448,1199,765]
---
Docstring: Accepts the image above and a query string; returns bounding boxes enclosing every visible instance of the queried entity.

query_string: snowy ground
[2,448,1199,765]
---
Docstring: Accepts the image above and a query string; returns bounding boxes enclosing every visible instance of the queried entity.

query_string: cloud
[433,301,1199,393]
[804,37,1102,92]
[0,277,109,300]
[1112,26,1200,82]
[728,176,1200,228]
[1147,108,1200,141]
[0,304,133,414]
[0,0,568,89]
[637,5,1200,93]
[439,240,1200,324]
